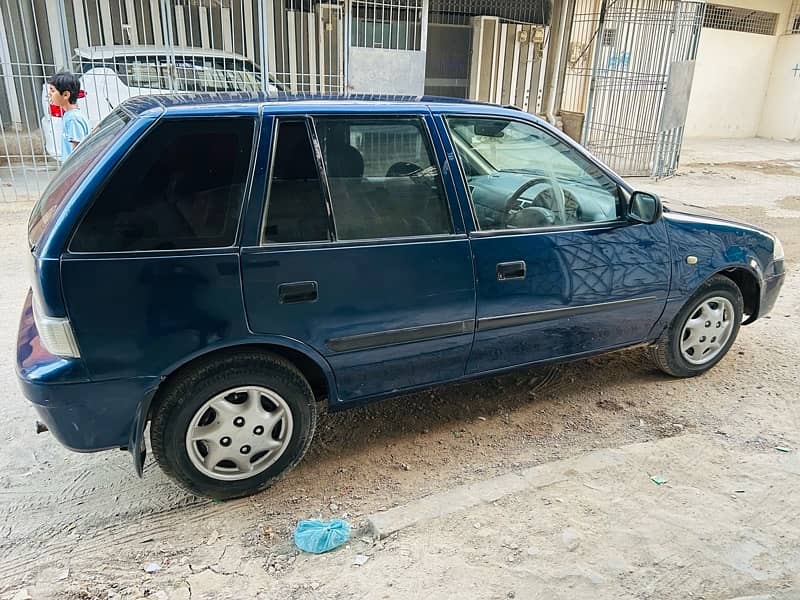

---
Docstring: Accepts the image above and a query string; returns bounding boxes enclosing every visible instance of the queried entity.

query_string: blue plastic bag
[293,519,351,554]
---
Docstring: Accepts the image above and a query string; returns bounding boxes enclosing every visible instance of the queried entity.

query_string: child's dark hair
[48,71,81,104]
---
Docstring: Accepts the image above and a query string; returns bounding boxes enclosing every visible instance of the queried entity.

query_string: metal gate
[0,0,349,204]
[562,0,704,177]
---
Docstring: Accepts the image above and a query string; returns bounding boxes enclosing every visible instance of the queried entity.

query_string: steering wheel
[532,187,579,222]
[503,177,566,227]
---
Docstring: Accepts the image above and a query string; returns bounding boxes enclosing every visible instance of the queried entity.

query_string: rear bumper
[20,377,157,452]
[16,289,158,452]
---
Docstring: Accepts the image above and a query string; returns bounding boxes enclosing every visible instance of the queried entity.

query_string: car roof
[121,91,528,117]
[74,45,254,62]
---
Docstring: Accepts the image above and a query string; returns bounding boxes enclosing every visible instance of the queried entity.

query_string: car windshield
[28,110,131,249]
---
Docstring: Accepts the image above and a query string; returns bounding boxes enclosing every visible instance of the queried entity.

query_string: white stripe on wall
[509,24,521,106]
[221,7,233,52]
[0,4,22,123]
[287,10,297,91]
[124,0,139,44]
[266,0,276,74]
[308,10,317,93]
[244,0,255,60]
[98,0,114,45]
[174,6,187,46]
[199,5,209,48]
[149,0,163,45]
[496,23,507,104]
[72,0,90,48]
[522,34,535,112]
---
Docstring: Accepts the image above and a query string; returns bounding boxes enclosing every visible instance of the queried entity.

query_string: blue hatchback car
[17,94,785,499]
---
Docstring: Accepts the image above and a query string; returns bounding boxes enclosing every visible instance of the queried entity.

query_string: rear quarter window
[28,110,130,249]
[70,117,256,253]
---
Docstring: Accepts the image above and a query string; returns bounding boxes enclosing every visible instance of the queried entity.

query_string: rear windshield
[28,110,131,249]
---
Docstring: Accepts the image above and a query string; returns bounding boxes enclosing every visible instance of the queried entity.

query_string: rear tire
[150,351,316,500]
[650,275,743,378]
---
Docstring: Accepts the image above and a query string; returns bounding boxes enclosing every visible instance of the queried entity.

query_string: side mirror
[628,191,662,224]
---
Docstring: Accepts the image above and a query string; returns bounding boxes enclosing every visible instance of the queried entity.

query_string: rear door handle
[278,281,318,304]
[496,261,526,281]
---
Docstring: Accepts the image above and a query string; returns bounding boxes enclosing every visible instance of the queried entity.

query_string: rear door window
[262,120,331,244]
[315,117,452,240]
[70,117,255,252]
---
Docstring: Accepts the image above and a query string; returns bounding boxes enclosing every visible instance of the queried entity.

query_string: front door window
[446,117,621,231]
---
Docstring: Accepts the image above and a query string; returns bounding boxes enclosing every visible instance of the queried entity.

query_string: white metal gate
[561,0,704,177]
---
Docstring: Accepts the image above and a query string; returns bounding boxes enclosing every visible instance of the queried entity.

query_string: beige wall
[684,29,777,138]
[758,35,800,140]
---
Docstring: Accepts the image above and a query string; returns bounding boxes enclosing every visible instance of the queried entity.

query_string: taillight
[49,104,64,118]
[32,294,80,358]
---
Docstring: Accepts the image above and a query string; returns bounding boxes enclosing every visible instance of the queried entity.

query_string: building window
[601,28,617,47]
[789,1,800,34]
[350,0,424,51]
[703,4,779,36]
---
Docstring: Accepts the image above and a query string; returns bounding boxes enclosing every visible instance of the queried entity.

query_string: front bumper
[759,265,785,318]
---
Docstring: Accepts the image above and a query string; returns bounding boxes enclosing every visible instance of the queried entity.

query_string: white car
[41,45,280,160]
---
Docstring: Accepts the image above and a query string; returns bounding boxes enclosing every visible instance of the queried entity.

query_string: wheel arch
[647,263,761,343]
[717,266,761,324]
[129,338,337,476]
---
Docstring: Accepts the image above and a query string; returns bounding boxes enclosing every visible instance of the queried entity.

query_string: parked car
[41,45,279,160]
[18,94,785,499]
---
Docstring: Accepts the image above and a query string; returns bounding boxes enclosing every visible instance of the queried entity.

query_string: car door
[435,112,671,375]
[240,108,476,402]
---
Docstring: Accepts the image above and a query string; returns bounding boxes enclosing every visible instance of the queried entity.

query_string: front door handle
[278,281,318,304]
[497,261,526,281]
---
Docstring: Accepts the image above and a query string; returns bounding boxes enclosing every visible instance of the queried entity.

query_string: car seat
[325,143,379,240]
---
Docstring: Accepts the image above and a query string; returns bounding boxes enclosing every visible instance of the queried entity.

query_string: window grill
[703,4,778,36]
[428,0,549,26]
[350,0,423,51]
[788,0,800,34]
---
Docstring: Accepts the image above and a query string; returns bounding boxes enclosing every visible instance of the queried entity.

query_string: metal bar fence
[0,0,355,204]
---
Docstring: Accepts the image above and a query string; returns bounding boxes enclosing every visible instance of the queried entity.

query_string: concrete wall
[684,29,777,138]
[684,0,800,140]
[758,35,800,141]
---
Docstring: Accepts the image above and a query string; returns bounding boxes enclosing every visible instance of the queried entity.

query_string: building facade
[684,0,800,141]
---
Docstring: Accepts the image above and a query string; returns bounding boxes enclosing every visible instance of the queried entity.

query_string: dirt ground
[0,138,798,600]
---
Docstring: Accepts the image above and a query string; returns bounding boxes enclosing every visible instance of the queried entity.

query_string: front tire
[650,275,744,378]
[150,351,317,500]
